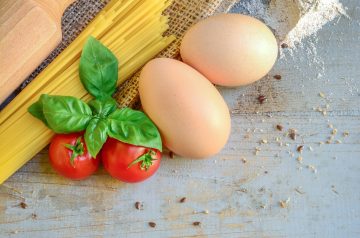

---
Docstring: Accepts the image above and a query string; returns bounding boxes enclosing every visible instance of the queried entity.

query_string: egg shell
[139,58,231,158]
[180,13,278,87]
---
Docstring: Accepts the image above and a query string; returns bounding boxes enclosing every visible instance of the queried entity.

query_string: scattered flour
[232,0,348,48]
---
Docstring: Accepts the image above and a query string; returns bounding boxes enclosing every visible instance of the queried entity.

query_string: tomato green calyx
[64,137,85,166]
[128,150,157,171]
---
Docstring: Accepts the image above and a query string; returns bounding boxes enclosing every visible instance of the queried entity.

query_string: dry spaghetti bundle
[0,0,175,184]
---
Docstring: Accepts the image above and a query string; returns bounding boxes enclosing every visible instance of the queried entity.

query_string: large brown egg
[139,58,231,158]
[180,14,278,87]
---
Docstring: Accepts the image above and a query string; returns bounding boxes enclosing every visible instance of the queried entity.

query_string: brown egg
[139,58,231,158]
[180,14,278,87]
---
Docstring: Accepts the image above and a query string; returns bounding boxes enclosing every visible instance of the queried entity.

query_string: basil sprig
[107,108,162,150]
[28,37,162,157]
[85,118,108,158]
[88,98,117,117]
[28,99,48,127]
[79,36,118,99]
[29,95,92,133]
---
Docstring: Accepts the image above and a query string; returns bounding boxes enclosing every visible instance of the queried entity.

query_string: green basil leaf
[79,36,118,99]
[28,99,49,127]
[85,118,108,157]
[107,108,162,151]
[41,94,93,133]
[88,97,117,118]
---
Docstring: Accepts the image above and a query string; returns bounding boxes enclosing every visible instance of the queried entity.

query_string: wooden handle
[35,0,76,21]
[0,0,75,104]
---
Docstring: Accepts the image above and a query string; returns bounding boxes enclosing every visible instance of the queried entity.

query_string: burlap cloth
[16,0,238,108]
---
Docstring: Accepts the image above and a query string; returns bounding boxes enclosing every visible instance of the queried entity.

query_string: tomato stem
[128,150,157,171]
[64,136,85,167]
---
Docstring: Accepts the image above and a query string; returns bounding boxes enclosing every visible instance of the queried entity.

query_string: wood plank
[0,0,359,237]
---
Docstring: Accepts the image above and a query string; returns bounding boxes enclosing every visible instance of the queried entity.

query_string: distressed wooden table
[1,1,359,237]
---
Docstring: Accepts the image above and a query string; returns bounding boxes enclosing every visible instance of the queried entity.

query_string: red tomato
[49,133,100,180]
[101,138,161,183]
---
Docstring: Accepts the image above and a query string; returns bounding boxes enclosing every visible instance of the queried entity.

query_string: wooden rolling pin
[0,0,75,103]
